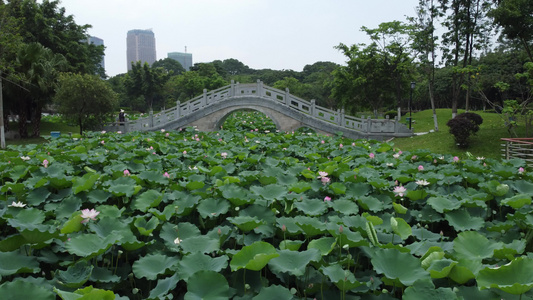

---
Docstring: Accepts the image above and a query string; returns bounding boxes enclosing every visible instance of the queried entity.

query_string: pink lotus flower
[418,165,424,171]
[183,151,187,155]
[321,140,325,144]
[393,186,407,197]
[163,172,170,178]
[453,156,460,162]
[80,208,100,224]
[369,153,375,159]
[221,152,228,159]
[42,159,49,168]
[123,169,131,176]
[101,140,105,145]
[339,144,343,148]
[165,133,169,137]
[317,171,328,178]
[321,177,330,184]
[324,196,332,202]
[519,167,525,174]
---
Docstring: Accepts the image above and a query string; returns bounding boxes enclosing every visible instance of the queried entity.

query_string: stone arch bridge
[105,81,413,141]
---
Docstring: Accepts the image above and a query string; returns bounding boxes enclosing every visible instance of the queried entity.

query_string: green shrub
[446,112,483,148]
[384,110,398,119]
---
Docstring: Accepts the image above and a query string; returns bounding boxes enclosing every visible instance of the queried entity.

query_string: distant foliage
[446,112,483,148]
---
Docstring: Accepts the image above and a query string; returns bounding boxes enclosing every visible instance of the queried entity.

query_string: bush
[384,110,398,119]
[446,112,483,148]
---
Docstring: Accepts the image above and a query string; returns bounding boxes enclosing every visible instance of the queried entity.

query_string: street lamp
[409,81,416,130]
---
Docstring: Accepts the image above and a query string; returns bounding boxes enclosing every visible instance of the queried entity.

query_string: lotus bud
[217,228,222,235]
[132,288,139,294]
[339,225,344,233]
[282,224,287,232]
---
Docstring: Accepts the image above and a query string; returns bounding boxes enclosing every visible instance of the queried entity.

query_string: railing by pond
[108,80,411,137]
[501,138,533,166]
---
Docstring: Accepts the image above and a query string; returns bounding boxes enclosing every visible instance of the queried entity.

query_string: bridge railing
[108,80,408,136]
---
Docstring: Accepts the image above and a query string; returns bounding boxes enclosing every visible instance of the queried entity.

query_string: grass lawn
[4,120,80,146]
[390,108,528,160]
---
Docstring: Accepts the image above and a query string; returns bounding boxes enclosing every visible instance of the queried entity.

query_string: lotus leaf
[427,196,461,213]
[230,241,279,271]
[370,248,430,286]
[294,216,327,237]
[330,199,359,215]
[90,267,121,283]
[252,285,294,300]
[148,274,180,300]
[289,182,312,194]
[197,198,231,218]
[180,235,220,254]
[279,239,304,251]
[390,217,412,240]
[320,263,364,290]
[178,252,228,281]
[501,194,532,209]
[268,248,321,277]
[65,234,117,258]
[0,250,40,276]
[427,259,457,279]
[453,231,501,261]
[72,173,100,194]
[54,286,115,300]
[358,196,386,212]
[55,260,93,288]
[0,280,55,300]
[477,257,533,295]
[448,259,482,284]
[219,184,254,205]
[132,253,178,280]
[26,187,51,206]
[228,216,266,232]
[445,209,485,231]
[184,270,229,300]
[250,184,287,200]
[402,278,458,299]
[134,216,160,236]
[293,198,327,216]
[132,190,163,212]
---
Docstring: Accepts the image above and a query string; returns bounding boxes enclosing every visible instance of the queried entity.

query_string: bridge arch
[105,81,413,141]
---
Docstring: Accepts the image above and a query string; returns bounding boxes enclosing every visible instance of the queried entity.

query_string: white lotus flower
[8,201,26,208]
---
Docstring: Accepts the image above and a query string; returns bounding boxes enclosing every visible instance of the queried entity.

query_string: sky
[59,0,421,77]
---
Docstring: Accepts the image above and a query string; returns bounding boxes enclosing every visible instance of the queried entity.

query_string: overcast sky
[59,0,420,77]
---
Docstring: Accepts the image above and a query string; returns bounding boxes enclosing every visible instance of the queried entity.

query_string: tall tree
[54,73,118,134]
[411,0,440,131]
[489,0,533,61]
[152,58,186,76]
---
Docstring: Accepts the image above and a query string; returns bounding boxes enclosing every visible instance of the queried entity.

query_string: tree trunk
[0,73,5,149]
[32,102,42,137]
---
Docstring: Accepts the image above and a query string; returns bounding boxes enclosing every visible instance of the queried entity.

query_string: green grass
[4,120,79,146]
[390,108,528,160]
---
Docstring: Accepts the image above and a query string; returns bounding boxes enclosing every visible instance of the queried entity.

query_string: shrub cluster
[446,112,483,148]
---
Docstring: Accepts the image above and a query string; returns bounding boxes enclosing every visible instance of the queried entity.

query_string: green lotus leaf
[0,280,55,300]
[445,209,485,231]
[134,216,160,236]
[65,234,116,258]
[186,180,205,190]
[279,239,304,251]
[86,190,111,204]
[494,239,526,260]
[357,196,386,212]
[427,196,461,213]
[55,260,93,288]
[391,217,412,240]
[180,235,220,254]
[177,252,228,281]
[132,190,163,212]
[0,250,40,276]
[7,207,45,230]
[330,199,359,215]
[132,253,178,280]
[172,192,201,215]
[406,189,428,201]
[253,285,294,300]
[219,184,254,205]
[454,286,499,300]
[512,180,533,195]
[138,170,168,185]
[308,237,337,256]
[230,241,279,271]
[329,182,346,195]
[427,259,458,279]
[149,274,180,300]
[301,168,316,179]
[453,231,501,261]
[320,264,364,290]
[90,266,121,283]
[258,175,277,185]
[160,222,200,247]
[370,248,430,286]
[448,259,482,284]
[184,270,229,300]
[501,194,532,209]
[106,177,141,197]
[21,227,59,244]
[197,198,230,219]
[72,173,100,195]
[345,182,371,197]
[294,216,327,237]
[392,202,408,214]
[150,205,176,221]
[54,196,83,219]
[250,184,287,200]
[368,178,389,189]
[26,187,51,206]
[477,257,533,295]
[227,216,266,232]
[95,205,124,218]
[289,181,312,194]
[403,278,458,300]
[0,234,26,252]
[293,198,327,216]
[268,249,321,276]
[54,285,115,300]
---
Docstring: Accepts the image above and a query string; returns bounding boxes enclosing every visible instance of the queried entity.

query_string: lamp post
[409,81,416,130]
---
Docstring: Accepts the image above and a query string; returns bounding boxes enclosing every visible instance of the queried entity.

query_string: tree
[411,0,441,131]
[489,0,533,61]
[152,58,186,76]
[124,61,169,112]
[54,73,118,134]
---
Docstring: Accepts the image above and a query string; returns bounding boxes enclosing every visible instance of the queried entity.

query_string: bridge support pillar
[256,79,262,97]
[230,80,235,97]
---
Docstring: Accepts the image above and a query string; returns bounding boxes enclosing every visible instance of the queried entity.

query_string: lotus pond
[1,112,533,299]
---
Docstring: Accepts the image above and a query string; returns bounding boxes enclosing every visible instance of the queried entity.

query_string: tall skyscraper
[168,51,193,71]
[127,29,156,71]
[88,36,105,70]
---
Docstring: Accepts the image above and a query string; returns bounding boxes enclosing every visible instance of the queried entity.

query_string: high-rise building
[88,36,105,71]
[168,51,193,71]
[127,29,156,71]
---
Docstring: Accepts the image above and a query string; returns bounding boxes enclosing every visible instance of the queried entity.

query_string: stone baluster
[310,100,315,117]
[176,101,181,118]
[203,89,208,106]
[149,110,154,129]
[256,79,262,97]
[285,88,290,106]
